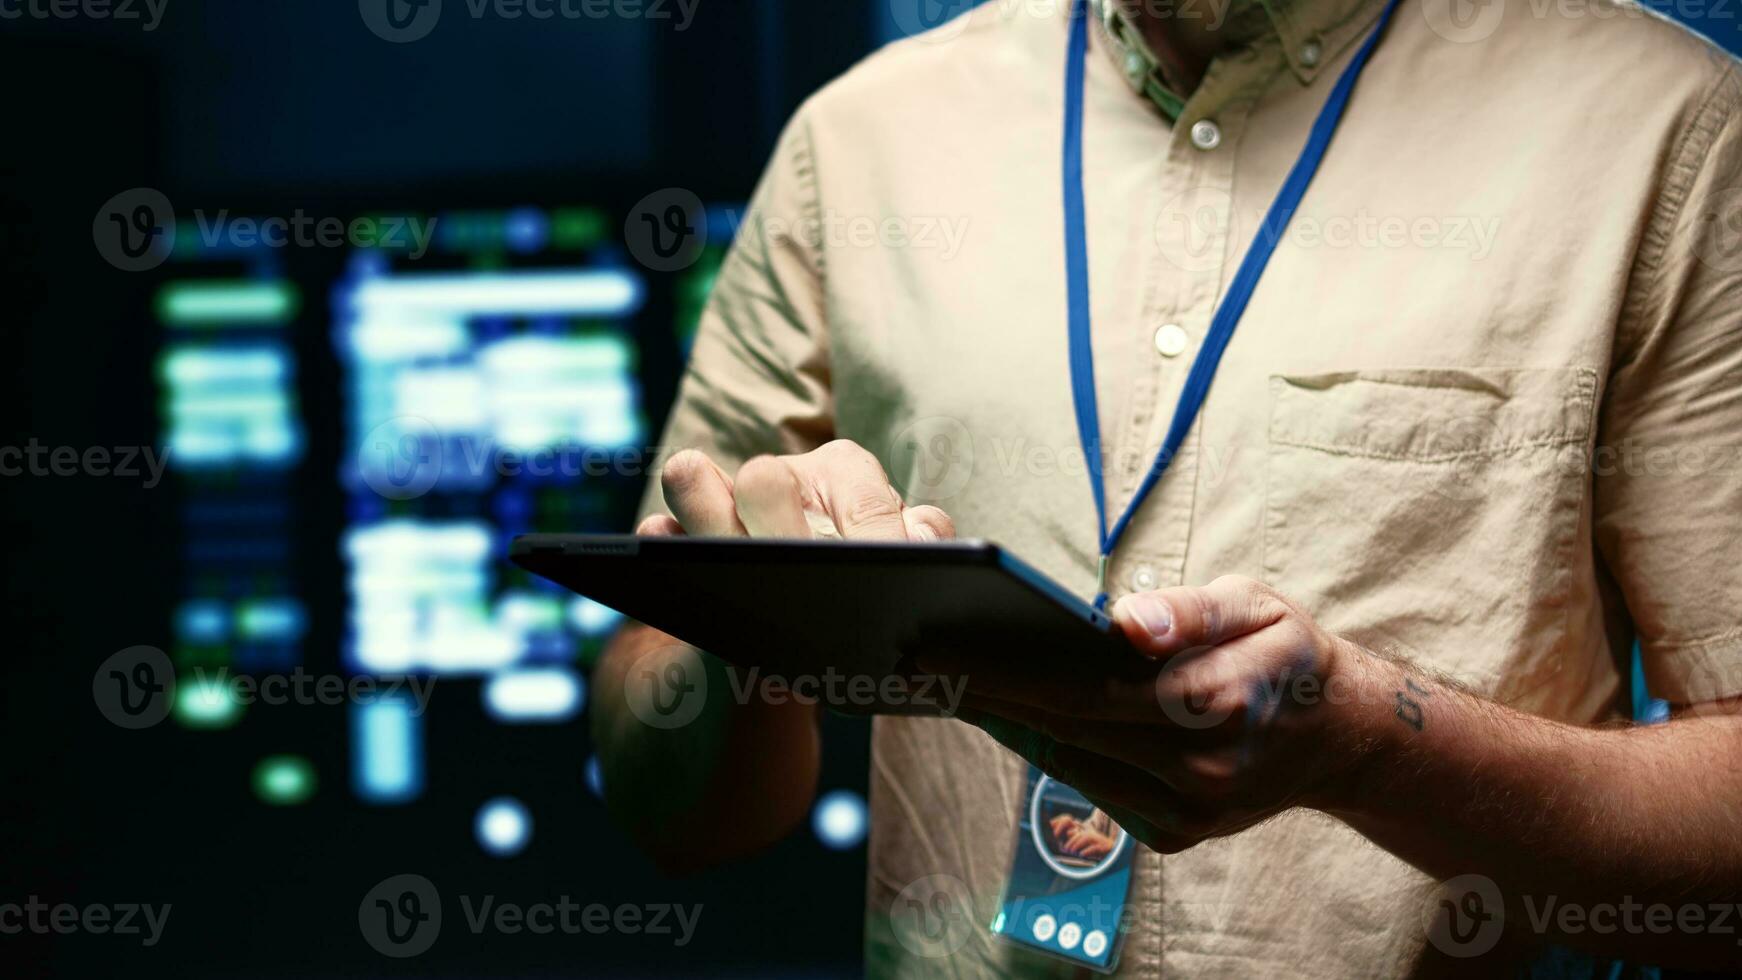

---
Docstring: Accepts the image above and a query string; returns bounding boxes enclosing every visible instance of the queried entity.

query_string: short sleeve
[1596,64,1742,705]
[636,106,834,524]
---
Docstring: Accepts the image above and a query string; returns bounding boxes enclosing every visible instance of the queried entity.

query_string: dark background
[2,1,1738,977]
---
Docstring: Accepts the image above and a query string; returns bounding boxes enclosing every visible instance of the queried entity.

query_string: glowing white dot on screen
[475,797,532,857]
[812,790,868,850]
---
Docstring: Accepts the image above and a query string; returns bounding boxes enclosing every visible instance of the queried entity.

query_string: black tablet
[508,535,1143,715]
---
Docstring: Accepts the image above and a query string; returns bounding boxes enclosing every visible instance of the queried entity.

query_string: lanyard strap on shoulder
[1063,0,1403,609]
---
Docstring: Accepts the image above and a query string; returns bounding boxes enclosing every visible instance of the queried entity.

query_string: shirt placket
[1103,50,1268,979]
[1108,59,1258,607]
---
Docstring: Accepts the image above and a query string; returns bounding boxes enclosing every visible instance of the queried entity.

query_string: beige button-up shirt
[639,0,1742,974]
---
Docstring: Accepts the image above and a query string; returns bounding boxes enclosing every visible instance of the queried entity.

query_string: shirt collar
[1088,0,1386,115]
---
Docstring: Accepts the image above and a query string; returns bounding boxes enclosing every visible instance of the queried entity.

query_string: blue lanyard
[1064,0,1402,609]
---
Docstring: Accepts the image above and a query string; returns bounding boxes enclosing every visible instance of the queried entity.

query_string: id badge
[993,765,1134,973]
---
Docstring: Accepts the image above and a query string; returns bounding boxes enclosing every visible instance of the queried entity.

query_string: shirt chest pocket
[1262,367,1598,696]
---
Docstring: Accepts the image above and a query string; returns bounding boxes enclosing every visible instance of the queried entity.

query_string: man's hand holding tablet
[591,440,955,873]
[592,437,1373,877]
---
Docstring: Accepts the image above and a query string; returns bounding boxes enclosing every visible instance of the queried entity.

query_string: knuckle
[839,485,903,533]
[1188,589,1221,640]
[1212,574,1288,625]
[1256,590,1293,623]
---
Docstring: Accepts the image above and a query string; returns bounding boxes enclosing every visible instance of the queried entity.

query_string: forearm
[1321,644,1742,965]
[591,622,822,874]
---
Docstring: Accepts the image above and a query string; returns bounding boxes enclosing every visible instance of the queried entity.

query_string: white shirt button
[1154,323,1189,358]
[1130,565,1158,592]
[1190,119,1222,151]
[1300,38,1324,67]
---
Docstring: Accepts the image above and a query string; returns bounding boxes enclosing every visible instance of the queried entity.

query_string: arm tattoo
[1394,677,1431,732]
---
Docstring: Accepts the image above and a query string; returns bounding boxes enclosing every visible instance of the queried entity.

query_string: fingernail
[1120,594,1172,640]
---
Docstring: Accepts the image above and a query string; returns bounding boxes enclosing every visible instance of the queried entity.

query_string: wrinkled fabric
[638,0,1742,974]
